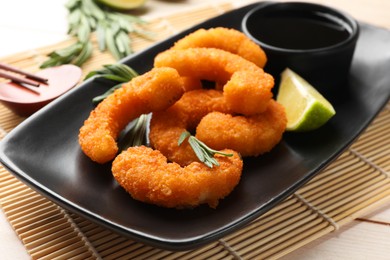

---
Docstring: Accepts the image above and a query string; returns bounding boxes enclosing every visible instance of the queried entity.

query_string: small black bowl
[242,2,359,95]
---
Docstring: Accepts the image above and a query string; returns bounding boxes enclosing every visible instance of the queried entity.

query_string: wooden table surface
[0,0,389,259]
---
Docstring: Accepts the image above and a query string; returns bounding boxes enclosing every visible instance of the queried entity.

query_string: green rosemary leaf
[40,42,83,69]
[120,114,151,150]
[196,139,233,157]
[50,42,83,58]
[178,131,233,168]
[131,114,150,147]
[105,27,122,60]
[117,17,131,32]
[203,159,214,168]
[87,63,140,104]
[115,30,132,56]
[84,71,98,80]
[103,64,129,79]
[96,23,106,51]
[98,74,130,82]
[86,0,105,20]
[40,58,62,69]
[178,131,191,146]
[123,65,138,77]
[110,22,121,36]
[84,67,110,80]
[107,64,138,78]
[78,16,91,43]
[67,8,82,32]
[115,31,127,54]
[188,137,206,163]
[92,83,122,105]
[85,63,137,81]
[86,16,97,30]
[203,152,220,167]
[80,0,93,17]
[73,41,93,67]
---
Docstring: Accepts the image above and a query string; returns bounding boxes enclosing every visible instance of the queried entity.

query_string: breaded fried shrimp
[112,146,243,208]
[79,67,184,164]
[196,100,287,157]
[224,70,274,117]
[149,89,232,166]
[172,27,267,68]
[154,48,274,115]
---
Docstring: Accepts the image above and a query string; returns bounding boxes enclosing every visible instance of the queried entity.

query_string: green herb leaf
[178,131,233,168]
[85,63,138,81]
[40,0,152,68]
[86,63,139,105]
[77,16,91,43]
[96,23,107,51]
[96,74,130,82]
[73,41,93,66]
[40,42,84,69]
[92,83,122,105]
[119,114,151,150]
[105,64,138,78]
[178,131,191,146]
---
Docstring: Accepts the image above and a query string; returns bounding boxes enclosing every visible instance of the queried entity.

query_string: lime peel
[96,0,146,10]
[277,68,336,132]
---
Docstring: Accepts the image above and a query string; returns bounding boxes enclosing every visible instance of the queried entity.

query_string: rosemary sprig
[119,114,151,150]
[92,83,122,104]
[85,62,138,80]
[86,63,139,104]
[178,131,233,168]
[40,0,151,68]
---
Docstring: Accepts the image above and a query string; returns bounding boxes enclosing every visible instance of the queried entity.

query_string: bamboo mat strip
[0,2,389,259]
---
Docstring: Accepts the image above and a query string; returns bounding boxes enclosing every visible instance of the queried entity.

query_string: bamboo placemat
[1,2,389,259]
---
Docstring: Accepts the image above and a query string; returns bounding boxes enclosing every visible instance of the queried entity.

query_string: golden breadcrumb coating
[171,27,267,68]
[196,100,287,157]
[154,48,273,115]
[79,67,184,163]
[112,146,243,208]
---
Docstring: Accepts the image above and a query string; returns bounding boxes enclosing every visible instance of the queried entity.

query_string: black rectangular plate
[0,2,389,251]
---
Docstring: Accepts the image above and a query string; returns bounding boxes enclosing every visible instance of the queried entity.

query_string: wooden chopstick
[0,70,41,87]
[0,62,48,84]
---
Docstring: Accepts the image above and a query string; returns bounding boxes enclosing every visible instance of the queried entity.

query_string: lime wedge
[96,0,146,10]
[276,68,336,132]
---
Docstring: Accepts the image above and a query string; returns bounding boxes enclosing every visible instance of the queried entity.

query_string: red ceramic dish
[0,64,82,117]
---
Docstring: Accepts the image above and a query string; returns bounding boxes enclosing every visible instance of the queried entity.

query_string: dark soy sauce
[249,12,352,50]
